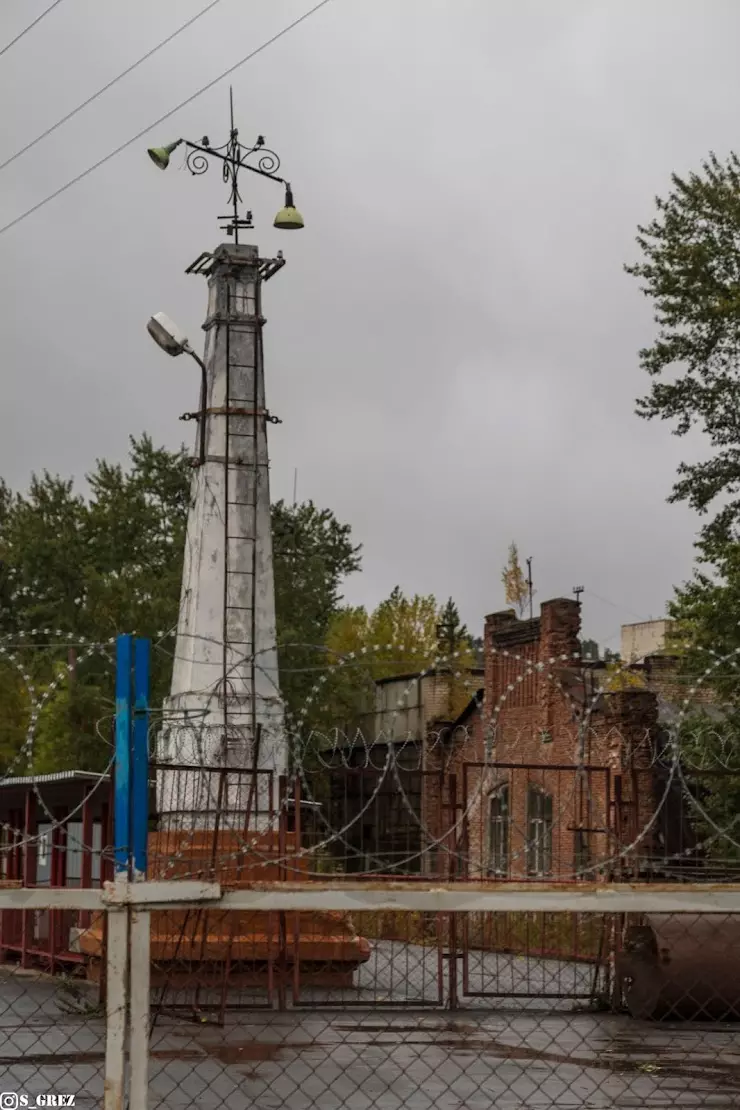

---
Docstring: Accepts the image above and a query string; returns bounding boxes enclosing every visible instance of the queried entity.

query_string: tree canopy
[272,498,361,730]
[626,153,740,687]
[0,437,472,775]
[0,435,361,773]
[626,151,740,549]
[627,152,740,854]
[314,587,477,742]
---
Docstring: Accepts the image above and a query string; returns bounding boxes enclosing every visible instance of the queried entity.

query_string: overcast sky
[0,0,737,653]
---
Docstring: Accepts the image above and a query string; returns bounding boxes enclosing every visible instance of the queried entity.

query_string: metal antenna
[526,557,534,620]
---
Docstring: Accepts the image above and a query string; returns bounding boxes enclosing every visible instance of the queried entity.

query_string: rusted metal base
[617,914,740,1020]
[79,829,371,993]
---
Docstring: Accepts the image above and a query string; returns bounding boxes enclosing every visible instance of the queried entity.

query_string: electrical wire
[0,0,336,240]
[0,0,67,60]
[583,589,647,622]
[0,0,227,174]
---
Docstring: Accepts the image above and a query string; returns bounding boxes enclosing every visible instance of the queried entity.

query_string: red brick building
[424,598,677,881]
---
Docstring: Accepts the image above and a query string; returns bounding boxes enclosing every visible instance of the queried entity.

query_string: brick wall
[421,598,664,880]
[642,654,717,707]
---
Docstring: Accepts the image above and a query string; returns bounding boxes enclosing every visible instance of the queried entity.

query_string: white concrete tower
[157,243,287,828]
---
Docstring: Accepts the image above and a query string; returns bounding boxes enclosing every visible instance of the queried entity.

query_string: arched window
[526,786,553,876]
[489,785,509,877]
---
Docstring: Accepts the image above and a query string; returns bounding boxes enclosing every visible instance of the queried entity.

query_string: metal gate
[458,762,615,1002]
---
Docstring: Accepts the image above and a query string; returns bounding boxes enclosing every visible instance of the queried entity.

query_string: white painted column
[157,244,287,830]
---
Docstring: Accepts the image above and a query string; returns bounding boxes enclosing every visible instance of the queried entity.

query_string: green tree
[626,154,740,846]
[272,499,361,727]
[318,588,440,737]
[602,661,646,692]
[626,151,740,548]
[0,658,30,772]
[0,439,362,771]
[318,588,476,740]
[32,670,113,775]
[436,598,468,653]
[626,151,740,699]
[0,435,190,715]
[0,474,88,636]
[436,597,477,717]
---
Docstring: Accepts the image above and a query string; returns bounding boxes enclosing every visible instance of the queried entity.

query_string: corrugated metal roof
[0,770,110,789]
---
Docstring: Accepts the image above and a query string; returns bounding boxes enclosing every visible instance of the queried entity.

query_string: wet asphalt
[0,943,737,1109]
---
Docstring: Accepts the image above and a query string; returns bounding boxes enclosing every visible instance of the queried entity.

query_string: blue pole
[132,638,150,879]
[114,634,133,879]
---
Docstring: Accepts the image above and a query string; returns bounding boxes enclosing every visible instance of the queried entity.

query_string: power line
[0,0,67,60]
[583,589,646,622]
[0,0,336,240]
[0,0,227,175]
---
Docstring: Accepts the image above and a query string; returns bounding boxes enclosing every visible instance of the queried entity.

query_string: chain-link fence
[145,898,740,1110]
[2,628,740,1108]
[2,887,738,1110]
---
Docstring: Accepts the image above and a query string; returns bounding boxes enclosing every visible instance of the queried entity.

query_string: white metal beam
[0,888,104,910]
[2,881,740,914]
[213,883,740,915]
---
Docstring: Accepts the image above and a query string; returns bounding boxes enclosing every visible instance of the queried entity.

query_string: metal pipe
[184,346,208,467]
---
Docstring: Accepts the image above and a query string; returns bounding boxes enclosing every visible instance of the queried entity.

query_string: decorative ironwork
[180,88,287,243]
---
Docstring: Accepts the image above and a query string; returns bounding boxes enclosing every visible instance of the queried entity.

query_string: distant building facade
[621,619,674,664]
[323,602,713,880]
[422,601,703,881]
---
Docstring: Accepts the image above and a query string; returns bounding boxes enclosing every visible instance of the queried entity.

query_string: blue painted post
[114,634,133,879]
[132,638,150,879]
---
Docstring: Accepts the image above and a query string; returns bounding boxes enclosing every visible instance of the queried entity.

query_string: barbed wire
[2,626,740,885]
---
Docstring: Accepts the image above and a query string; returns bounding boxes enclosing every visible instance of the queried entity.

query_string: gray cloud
[1,0,737,653]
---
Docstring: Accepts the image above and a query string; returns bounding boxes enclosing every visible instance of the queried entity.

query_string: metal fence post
[132,638,150,881]
[105,634,133,1110]
[130,638,151,1110]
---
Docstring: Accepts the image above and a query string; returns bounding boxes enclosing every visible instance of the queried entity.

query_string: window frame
[526,784,553,877]
[488,783,510,878]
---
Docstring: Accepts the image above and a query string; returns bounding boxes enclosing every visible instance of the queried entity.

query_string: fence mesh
[1,634,740,1106]
[144,909,740,1110]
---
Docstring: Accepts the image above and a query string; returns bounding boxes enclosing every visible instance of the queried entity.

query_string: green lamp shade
[274,184,304,230]
[147,140,183,171]
[274,205,304,230]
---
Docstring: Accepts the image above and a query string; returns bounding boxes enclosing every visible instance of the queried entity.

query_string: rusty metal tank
[616,914,740,1020]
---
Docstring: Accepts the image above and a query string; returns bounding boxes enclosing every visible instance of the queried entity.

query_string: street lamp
[147,88,304,239]
[146,312,207,468]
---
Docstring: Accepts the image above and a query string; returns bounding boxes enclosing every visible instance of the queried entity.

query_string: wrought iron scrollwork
[184,136,282,182]
[179,92,289,243]
[185,148,209,176]
[249,144,281,177]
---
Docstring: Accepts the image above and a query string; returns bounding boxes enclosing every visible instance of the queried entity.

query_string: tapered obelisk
[156,243,288,829]
[81,106,370,988]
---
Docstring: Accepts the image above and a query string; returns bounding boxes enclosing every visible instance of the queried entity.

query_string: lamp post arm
[183,139,287,187]
[184,344,208,468]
